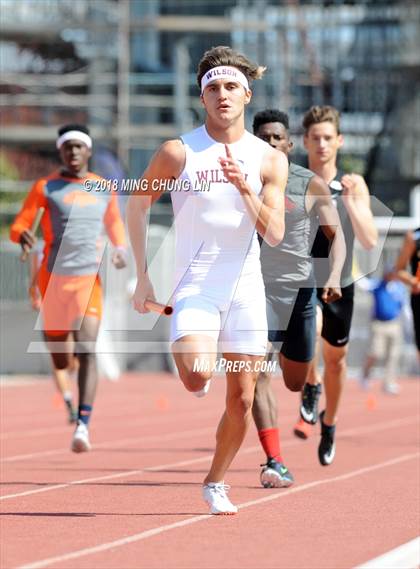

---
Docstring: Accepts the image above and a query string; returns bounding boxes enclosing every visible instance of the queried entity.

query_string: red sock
[258,428,282,461]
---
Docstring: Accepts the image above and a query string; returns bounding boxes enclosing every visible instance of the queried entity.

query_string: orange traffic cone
[366,393,377,411]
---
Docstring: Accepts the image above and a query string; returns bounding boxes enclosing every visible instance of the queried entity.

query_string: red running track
[1,372,419,569]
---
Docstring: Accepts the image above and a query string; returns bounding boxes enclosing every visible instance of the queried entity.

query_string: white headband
[56,130,92,149]
[201,66,249,94]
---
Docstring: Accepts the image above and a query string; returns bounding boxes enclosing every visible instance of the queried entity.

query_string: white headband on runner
[56,130,92,149]
[201,66,249,94]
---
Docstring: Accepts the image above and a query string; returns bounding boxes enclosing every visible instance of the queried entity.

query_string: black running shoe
[318,410,336,466]
[300,383,322,424]
[260,458,294,488]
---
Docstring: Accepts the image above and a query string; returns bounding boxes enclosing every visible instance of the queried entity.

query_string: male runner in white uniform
[127,46,287,514]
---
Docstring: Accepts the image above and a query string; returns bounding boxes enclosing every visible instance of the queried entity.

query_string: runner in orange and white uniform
[10,124,127,452]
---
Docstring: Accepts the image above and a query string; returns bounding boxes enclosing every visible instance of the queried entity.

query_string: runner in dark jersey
[395,227,420,358]
[251,109,345,487]
[294,106,378,466]
[10,124,127,453]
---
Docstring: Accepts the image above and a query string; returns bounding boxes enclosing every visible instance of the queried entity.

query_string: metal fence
[1,223,418,377]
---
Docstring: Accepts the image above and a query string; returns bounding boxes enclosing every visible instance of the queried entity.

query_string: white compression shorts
[170,270,268,356]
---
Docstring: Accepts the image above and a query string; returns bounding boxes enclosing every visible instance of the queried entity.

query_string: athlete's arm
[28,249,42,310]
[104,193,127,247]
[307,176,345,302]
[104,192,128,269]
[219,145,286,246]
[341,174,378,250]
[127,139,185,313]
[394,231,420,292]
[10,179,47,253]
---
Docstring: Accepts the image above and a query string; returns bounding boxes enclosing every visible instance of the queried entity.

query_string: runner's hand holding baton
[144,300,173,316]
[20,207,45,262]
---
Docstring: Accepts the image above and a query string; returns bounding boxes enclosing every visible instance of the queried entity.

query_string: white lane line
[0,400,412,464]
[2,414,418,501]
[19,452,419,569]
[0,383,374,442]
[355,537,420,569]
[0,376,48,387]
[0,408,221,463]
[0,435,295,502]
[11,388,373,460]
[338,415,419,438]
[2,387,366,438]
[2,412,417,465]
[0,426,217,501]
[0,405,219,441]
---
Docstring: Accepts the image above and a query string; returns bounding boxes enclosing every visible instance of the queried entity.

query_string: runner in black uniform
[294,106,378,466]
[251,109,344,487]
[311,169,355,348]
[395,227,420,359]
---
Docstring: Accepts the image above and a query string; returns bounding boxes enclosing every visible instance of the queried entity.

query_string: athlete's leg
[205,353,261,483]
[172,334,217,393]
[68,316,100,452]
[361,353,376,384]
[306,304,323,386]
[252,294,281,432]
[41,267,77,420]
[252,369,278,428]
[291,294,320,434]
[322,341,347,426]
[45,332,72,370]
[320,288,354,426]
[281,355,311,392]
[294,365,321,434]
[46,334,74,389]
[383,324,400,393]
[44,332,77,423]
[317,289,354,465]
[410,295,420,361]
[252,349,295,488]
[73,315,100,408]
[170,294,219,393]
[317,340,347,466]
[252,345,277,430]
[362,322,382,387]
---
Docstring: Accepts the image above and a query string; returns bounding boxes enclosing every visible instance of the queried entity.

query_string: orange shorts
[38,264,102,335]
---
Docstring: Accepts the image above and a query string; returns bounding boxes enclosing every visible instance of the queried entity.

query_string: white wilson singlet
[171,125,269,301]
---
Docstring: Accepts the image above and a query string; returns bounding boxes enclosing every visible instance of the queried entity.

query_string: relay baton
[20,207,45,262]
[144,300,173,316]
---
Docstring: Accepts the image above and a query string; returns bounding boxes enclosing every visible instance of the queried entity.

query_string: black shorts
[316,283,354,347]
[266,286,316,363]
[411,294,420,350]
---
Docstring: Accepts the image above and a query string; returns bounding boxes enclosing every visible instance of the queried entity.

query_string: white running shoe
[202,482,238,515]
[71,421,91,453]
[193,380,211,398]
[382,383,400,396]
